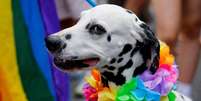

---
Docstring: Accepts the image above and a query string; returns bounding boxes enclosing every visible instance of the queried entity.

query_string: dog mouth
[53,57,100,71]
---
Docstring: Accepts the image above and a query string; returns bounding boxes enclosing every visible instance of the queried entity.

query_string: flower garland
[83,42,178,101]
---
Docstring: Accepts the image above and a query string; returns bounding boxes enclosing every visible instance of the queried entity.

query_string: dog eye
[89,24,106,35]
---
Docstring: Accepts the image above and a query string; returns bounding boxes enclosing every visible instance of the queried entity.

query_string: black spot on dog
[86,23,90,29]
[181,95,185,100]
[126,9,133,14]
[150,56,159,74]
[140,23,155,36]
[116,59,133,84]
[110,58,116,64]
[101,76,109,87]
[140,23,150,30]
[135,39,158,74]
[119,44,133,57]
[130,47,138,57]
[107,35,111,42]
[135,18,138,22]
[102,65,115,70]
[102,65,109,68]
[102,71,126,85]
[65,34,71,40]
[118,59,133,73]
[108,66,116,70]
[140,44,150,62]
[139,23,160,74]
[130,40,144,57]
[71,56,78,59]
[62,43,67,49]
[101,59,133,85]
[117,58,123,63]
[133,63,147,76]
[102,65,116,71]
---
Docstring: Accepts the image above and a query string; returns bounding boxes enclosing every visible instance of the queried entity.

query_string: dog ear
[129,14,160,74]
[140,23,160,74]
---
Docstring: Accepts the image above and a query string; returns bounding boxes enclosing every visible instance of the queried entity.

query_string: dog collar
[83,42,178,101]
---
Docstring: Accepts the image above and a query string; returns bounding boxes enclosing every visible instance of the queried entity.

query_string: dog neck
[100,42,149,86]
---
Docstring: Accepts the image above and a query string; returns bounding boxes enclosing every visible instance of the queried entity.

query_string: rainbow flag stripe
[0,0,27,100]
[0,0,70,101]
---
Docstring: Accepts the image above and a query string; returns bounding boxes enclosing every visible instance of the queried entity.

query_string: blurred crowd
[54,0,201,100]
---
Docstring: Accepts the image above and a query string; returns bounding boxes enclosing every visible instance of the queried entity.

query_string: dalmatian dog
[45,4,191,101]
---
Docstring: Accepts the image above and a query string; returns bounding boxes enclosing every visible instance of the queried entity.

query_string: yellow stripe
[0,0,27,101]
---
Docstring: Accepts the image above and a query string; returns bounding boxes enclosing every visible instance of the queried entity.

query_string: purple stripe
[38,0,60,34]
[38,0,71,101]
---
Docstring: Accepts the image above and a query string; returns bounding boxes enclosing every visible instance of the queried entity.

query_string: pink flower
[139,65,178,96]
[83,83,98,101]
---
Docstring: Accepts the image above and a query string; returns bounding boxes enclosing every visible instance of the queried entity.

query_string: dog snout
[45,36,66,52]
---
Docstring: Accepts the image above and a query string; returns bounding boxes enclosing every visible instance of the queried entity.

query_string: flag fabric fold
[39,0,71,100]
[19,0,56,98]
[12,0,54,100]
[0,0,71,100]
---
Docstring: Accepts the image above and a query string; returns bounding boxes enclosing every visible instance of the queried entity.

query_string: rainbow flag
[0,0,70,101]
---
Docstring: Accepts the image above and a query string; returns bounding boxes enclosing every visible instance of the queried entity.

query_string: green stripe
[12,0,54,100]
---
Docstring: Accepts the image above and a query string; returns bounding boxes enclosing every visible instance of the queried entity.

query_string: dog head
[45,4,159,82]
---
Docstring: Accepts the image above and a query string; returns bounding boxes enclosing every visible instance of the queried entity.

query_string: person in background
[55,0,108,30]
[125,0,201,97]
[152,0,201,97]
[55,0,91,29]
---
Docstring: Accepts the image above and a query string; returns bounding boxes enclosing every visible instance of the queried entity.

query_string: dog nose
[45,36,66,52]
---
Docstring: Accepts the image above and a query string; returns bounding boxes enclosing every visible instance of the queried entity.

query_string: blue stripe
[38,0,71,100]
[19,0,56,99]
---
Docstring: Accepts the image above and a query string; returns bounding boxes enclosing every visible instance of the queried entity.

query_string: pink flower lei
[82,42,178,101]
